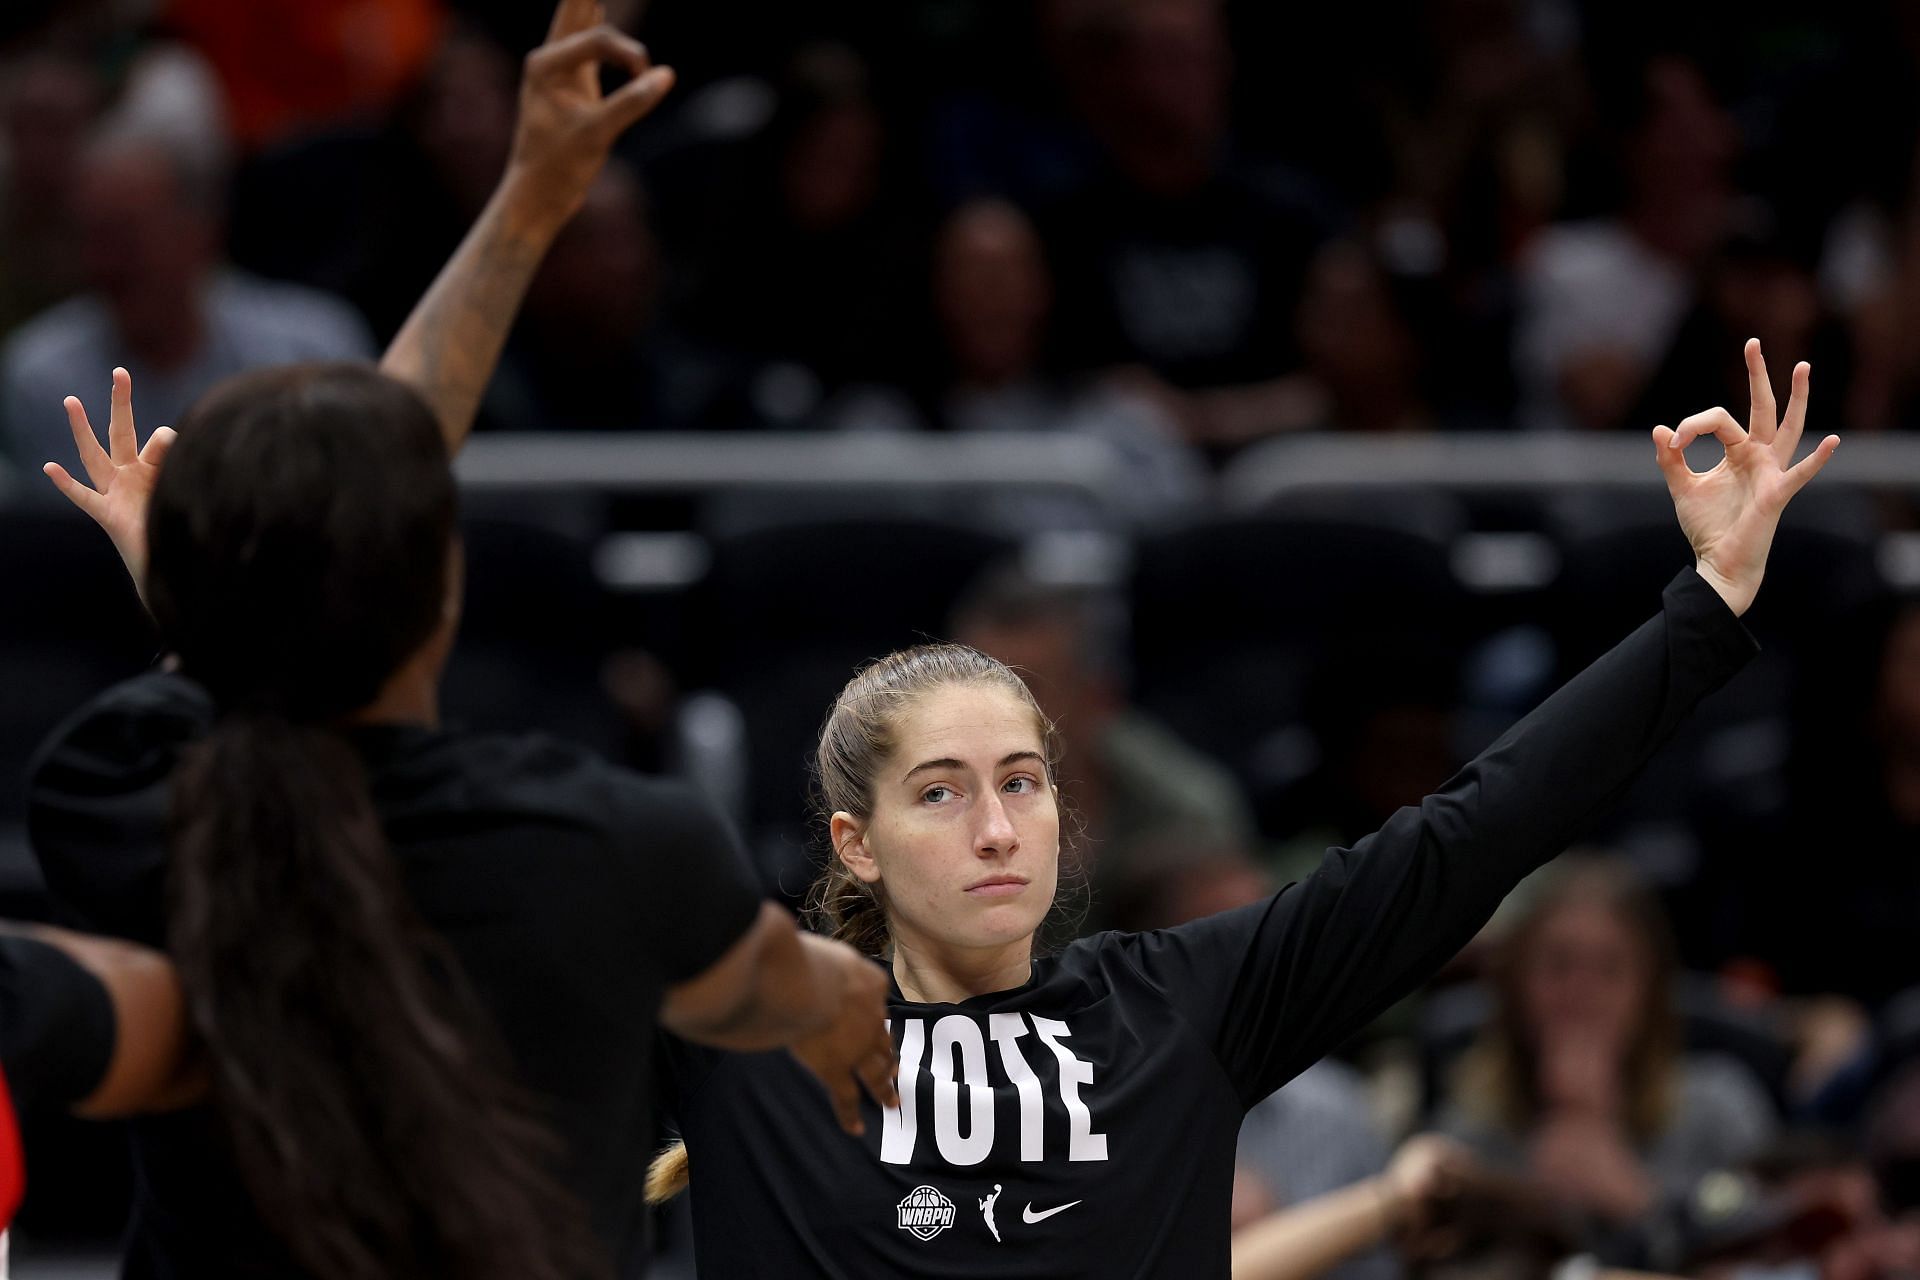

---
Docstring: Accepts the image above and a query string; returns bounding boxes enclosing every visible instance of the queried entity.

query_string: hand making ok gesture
[1654,338,1842,616]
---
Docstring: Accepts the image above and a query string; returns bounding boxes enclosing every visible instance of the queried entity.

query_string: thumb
[599,64,675,135]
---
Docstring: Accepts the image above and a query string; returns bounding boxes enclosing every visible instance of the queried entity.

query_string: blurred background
[4,0,1920,1276]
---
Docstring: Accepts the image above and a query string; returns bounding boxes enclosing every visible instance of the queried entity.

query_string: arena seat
[1128,509,1477,839]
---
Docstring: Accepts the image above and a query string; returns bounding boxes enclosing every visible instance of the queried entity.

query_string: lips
[965,875,1029,897]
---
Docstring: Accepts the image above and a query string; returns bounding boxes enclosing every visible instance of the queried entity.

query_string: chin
[958,903,1049,949]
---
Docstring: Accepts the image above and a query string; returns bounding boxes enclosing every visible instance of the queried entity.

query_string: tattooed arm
[381,0,675,450]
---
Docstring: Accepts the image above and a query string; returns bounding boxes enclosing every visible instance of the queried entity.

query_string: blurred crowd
[5,0,1920,1277]
[18,0,1920,462]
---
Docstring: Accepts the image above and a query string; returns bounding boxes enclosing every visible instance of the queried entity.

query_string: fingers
[63,395,111,489]
[108,366,136,466]
[526,25,650,86]
[545,0,598,40]
[1744,338,1777,443]
[1783,433,1841,499]
[140,425,177,468]
[599,64,675,133]
[856,1038,900,1111]
[41,462,104,519]
[828,1071,865,1137]
[1776,361,1811,460]
[1650,424,1694,491]
[1670,405,1746,452]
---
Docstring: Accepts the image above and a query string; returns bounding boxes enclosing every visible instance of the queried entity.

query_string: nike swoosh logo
[1022,1201,1081,1224]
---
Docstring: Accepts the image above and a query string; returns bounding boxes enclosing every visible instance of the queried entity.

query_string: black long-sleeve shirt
[26,677,764,1278]
[664,569,1758,1278]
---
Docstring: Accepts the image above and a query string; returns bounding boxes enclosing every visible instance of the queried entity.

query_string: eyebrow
[902,751,1046,783]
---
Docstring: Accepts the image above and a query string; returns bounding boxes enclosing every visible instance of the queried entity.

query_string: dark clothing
[665,570,1756,1278]
[0,933,115,1117]
[27,672,763,1278]
[1044,163,1337,389]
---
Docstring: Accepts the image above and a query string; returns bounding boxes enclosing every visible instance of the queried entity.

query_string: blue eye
[922,786,952,804]
[1004,776,1035,795]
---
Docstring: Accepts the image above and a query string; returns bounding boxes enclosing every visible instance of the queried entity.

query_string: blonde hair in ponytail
[646,643,1080,1203]
[646,1143,690,1205]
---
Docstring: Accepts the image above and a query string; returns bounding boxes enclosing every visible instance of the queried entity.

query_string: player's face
[857,684,1059,954]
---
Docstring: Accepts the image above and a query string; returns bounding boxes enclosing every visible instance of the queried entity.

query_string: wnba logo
[896,1185,956,1241]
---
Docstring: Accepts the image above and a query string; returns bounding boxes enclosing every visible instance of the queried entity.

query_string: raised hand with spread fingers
[42,367,173,597]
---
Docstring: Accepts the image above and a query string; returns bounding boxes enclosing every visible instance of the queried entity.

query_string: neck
[890,932,1034,1005]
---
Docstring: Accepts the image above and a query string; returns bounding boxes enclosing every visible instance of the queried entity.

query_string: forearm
[1429,568,1755,877]
[678,927,848,1052]
[1257,570,1759,1082]
[379,180,567,453]
[1230,1177,1400,1280]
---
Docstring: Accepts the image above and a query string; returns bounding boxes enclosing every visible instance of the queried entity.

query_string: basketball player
[26,2,893,1275]
[649,340,1838,1276]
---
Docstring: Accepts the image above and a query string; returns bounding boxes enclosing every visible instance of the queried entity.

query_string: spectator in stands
[1515,54,1739,431]
[949,562,1259,927]
[0,53,101,335]
[1039,0,1339,450]
[165,0,444,152]
[1293,239,1441,433]
[1436,858,1776,1233]
[0,122,372,464]
[486,160,756,431]
[322,21,521,342]
[1634,205,1846,436]
[828,196,1205,523]
[684,42,921,412]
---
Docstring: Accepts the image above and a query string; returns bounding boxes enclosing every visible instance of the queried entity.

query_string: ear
[831,811,881,885]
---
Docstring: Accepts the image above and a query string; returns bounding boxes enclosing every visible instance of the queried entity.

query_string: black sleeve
[607,776,764,987]
[0,935,116,1117]
[26,672,212,947]
[1114,568,1758,1106]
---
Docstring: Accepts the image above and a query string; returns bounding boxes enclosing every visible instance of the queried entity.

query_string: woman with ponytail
[647,343,1842,1277]
[26,3,893,1273]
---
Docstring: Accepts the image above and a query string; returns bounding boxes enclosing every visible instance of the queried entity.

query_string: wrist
[797,934,853,1027]
[1372,1174,1413,1238]
[1693,560,1756,617]
[492,171,576,246]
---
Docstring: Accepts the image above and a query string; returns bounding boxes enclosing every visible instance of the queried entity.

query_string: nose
[974,789,1019,859]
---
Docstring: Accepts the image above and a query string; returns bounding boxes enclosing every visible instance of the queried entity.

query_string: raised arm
[381,0,675,448]
[43,0,676,585]
[1127,340,1840,1104]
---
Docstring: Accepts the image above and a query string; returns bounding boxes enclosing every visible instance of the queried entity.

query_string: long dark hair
[148,364,597,1280]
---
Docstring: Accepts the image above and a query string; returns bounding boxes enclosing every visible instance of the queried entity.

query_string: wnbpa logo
[896,1185,956,1241]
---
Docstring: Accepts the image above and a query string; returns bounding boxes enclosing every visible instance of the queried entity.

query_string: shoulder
[210,273,374,360]
[1518,220,1646,283]
[30,671,212,795]
[1,297,109,382]
[403,728,720,842]
[1674,1053,1776,1125]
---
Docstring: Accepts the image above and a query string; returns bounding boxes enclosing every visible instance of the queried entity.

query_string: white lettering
[880,1019,924,1165]
[929,1015,994,1165]
[987,1012,1045,1160]
[1031,1016,1108,1161]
